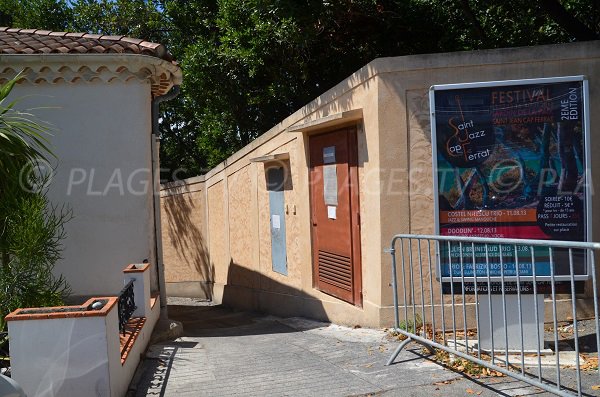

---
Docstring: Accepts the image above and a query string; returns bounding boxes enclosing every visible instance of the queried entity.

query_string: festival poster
[431,78,588,279]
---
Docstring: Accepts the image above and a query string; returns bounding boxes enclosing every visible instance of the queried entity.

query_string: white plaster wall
[105,306,123,397]
[114,297,161,397]
[8,80,157,296]
[8,316,111,397]
[9,274,162,397]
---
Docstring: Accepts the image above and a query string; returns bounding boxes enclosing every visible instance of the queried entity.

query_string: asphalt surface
[129,298,599,397]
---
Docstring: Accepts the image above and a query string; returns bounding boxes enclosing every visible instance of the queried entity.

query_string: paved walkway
[129,298,595,397]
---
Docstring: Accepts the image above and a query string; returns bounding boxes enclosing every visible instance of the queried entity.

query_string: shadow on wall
[222,261,328,322]
[162,191,215,300]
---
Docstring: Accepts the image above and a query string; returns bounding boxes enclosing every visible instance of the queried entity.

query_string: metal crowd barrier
[385,234,600,397]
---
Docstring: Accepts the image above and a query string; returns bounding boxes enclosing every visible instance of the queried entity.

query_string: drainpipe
[151,85,180,319]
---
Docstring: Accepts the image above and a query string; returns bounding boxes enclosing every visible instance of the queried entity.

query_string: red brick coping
[123,263,150,273]
[5,297,118,321]
[120,317,146,364]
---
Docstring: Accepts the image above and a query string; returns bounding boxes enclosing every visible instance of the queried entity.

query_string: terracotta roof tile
[69,46,88,54]
[100,35,124,41]
[90,44,105,53]
[82,33,102,40]
[139,41,161,50]
[120,37,144,45]
[0,28,174,62]
[122,44,139,52]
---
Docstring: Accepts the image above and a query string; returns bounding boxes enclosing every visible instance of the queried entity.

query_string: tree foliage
[69,0,166,41]
[0,171,72,330]
[161,0,599,176]
[1,0,598,178]
[0,0,72,31]
[0,73,54,181]
[0,75,71,330]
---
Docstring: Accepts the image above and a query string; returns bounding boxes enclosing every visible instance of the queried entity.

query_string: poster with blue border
[431,77,590,281]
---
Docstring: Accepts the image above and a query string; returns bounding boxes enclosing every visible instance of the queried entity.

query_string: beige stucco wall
[161,41,600,327]
[161,177,211,298]
[377,42,600,324]
[161,66,383,326]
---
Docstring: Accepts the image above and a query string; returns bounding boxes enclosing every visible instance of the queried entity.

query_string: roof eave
[0,53,182,95]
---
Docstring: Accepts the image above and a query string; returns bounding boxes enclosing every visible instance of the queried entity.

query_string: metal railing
[118,279,136,334]
[385,234,600,397]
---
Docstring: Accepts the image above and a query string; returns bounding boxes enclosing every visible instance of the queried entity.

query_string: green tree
[0,75,71,330]
[1,0,598,178]
[160,0,455,175]
[160,0,600,177]
[437,0,598,49]
[0,171,72,330]
[69,0,166,41]
[0,0,71,31]
[0,73,52,185]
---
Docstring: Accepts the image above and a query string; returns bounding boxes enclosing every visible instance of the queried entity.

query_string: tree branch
[458,0,488,45]
[540,0,599,40]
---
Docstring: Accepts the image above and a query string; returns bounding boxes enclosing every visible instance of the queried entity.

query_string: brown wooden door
[309,127,362,306]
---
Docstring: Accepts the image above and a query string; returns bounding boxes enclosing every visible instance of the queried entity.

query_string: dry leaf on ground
[433,379,455,386]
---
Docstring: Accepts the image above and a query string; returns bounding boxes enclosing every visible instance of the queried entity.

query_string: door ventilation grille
[318,250,352,291]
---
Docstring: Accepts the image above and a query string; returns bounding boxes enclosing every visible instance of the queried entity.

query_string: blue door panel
[267,167,287,275]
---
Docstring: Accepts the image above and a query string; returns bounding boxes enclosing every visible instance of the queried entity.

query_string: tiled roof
[0,28,174,62]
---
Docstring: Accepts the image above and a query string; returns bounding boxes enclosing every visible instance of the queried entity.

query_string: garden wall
[161,41,600,327]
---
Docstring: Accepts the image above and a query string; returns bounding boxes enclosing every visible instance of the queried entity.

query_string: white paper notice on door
[272,215,280,229]
[323,164,338,206]
[327,206,337,220]
[323,146,336,164]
